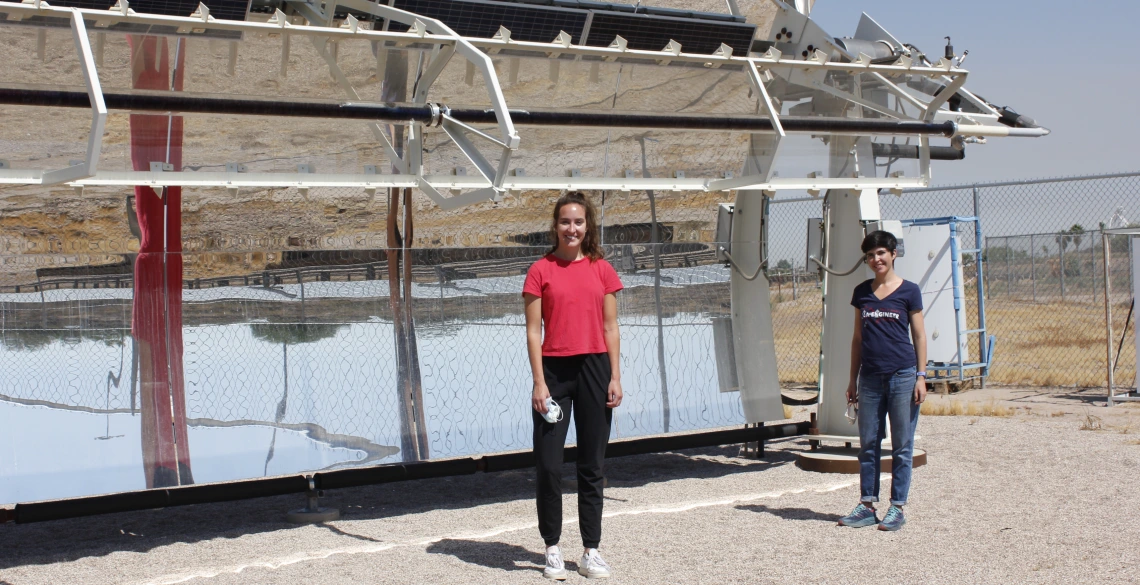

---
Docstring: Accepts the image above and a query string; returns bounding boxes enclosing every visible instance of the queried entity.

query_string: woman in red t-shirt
[522,191,623,580]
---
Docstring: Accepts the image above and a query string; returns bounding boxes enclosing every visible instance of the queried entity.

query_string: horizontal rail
[0,88,962,137]
[902,170,1140,193]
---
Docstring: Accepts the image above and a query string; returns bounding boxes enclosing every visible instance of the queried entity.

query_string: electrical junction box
[804,217,823,274]
[892,223,967,364]
[715,203,734,263]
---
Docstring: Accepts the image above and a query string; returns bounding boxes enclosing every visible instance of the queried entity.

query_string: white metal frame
[1102,227,1140,405]
[0,0,1044,197]
[2,8,107,186]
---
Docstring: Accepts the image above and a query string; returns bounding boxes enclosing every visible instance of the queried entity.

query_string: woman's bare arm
[602,293,623,408]
[524,293,549,413]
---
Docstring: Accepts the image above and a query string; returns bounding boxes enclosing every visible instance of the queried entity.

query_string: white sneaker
[577,549,612,579]
[543,546,569,580]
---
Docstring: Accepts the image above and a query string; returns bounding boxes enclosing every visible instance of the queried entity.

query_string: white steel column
[730,134,784,423]
[816,138,876,438]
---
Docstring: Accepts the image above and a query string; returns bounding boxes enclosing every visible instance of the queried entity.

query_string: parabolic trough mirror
[0,243,741,504]
[0,0,1045,508]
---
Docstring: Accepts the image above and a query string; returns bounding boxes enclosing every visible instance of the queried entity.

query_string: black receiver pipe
[871,143,965,160]
[0,88,958,136]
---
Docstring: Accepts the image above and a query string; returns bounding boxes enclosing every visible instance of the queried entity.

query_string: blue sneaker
[878,505,906,531]
[837,503,879,527]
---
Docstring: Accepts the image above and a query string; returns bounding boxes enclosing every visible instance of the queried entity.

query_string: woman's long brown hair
[548,191,604,261]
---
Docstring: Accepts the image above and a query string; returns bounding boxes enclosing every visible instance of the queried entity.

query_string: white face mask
[542,397,564,424]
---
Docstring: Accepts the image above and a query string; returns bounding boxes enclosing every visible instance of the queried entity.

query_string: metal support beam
[310,34,408,174]
[4,10,108,186]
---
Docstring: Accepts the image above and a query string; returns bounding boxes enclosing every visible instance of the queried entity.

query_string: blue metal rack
[900,216,995,383]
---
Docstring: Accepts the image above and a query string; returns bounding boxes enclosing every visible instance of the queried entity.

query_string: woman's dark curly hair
[548,191,604,261]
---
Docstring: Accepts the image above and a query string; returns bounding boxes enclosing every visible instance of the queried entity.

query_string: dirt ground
[1,385,1138,585]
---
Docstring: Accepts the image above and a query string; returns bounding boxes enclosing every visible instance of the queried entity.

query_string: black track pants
[533,353,613,549]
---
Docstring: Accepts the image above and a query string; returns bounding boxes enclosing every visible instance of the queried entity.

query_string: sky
[807,0,1140,186]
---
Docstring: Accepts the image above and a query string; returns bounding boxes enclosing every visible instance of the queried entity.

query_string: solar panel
[44,0,252,22]
[389,0,588,44]
[375,0,756,55]
[583,11,755,55]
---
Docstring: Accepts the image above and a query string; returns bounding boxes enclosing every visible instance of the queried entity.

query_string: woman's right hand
[532,382,551,414]
[846,381,858,404]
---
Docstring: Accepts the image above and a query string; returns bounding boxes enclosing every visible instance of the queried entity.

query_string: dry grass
[920,398,1015,417]
[1078,410,1104,431]
[770,289,1137,389]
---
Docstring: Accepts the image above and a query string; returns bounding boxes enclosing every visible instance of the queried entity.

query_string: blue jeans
[857,366,920,506]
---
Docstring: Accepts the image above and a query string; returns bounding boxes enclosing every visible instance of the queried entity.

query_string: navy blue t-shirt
[850,279,923,375]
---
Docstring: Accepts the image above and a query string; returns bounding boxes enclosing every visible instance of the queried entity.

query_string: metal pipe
[949,220,964,380]
[0,88,961,136]
[871,143,964,161]
[1103,232,1115,404]
[973,186,988,383]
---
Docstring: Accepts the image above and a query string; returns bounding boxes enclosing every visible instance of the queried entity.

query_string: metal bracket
[40,10,106,186]
[812,78,907,120]
[417,181,499,210]
[411,43,456,103]
[708,60,784,191]
[334,0,519,150]
[439,114,512,189]
[310,34,407,174]
[917,70,967,183]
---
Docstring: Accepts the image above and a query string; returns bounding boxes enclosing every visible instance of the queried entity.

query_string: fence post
[1060,237,1066,302]
[1091,234,1097,303]
[1103,232,1115,402]
[973,185,984,298]
[1005,236,1011,296]
[1130,234,1135,296]
[984,236,991,299]
[1030,234,1036,302]
[792,264,797,301]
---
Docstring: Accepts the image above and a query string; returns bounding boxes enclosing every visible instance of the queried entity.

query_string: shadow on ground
[734,504,842,523]
[425,539,546,574]
[0,441,800,571]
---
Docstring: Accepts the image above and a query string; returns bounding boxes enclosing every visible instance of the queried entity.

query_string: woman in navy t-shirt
[837,230,927,532]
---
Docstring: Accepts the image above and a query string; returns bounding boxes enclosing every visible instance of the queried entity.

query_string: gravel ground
[2,404,1139,585]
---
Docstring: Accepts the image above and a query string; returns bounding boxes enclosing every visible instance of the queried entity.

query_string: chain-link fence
[765,171,1140,389]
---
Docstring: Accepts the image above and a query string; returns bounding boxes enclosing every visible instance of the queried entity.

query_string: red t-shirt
[522,255,624,356]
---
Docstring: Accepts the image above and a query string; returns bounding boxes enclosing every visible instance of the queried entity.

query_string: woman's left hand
[914,377,927,405]
[606,379,623,408]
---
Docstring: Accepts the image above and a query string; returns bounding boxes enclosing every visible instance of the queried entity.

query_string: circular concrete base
[795,448,927,474]
[286,507,341,524]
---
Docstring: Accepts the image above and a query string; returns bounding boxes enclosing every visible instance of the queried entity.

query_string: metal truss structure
[0,0,1046,207]
[0,0,1049,429]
